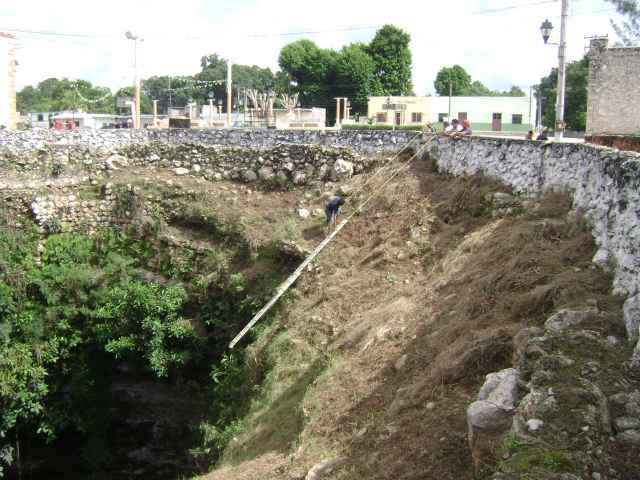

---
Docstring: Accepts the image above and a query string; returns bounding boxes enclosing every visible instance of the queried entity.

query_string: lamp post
[540,0,568,140]
[125,31,142,129]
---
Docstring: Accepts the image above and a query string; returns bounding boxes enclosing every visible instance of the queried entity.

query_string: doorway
[395,111,402,126]
[492,113,502,131]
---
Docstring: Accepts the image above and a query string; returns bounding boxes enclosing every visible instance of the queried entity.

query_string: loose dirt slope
[203,158,626,480]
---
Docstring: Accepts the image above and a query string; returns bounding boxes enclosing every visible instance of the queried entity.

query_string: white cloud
[2,0,624,95]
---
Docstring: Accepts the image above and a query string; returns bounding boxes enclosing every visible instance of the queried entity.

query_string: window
[512,114,523,124]
[37,114,44,121]
[376,112,387,123]
[458,112,468,121]
[411,112,422,123]
[493,113,502,120]
[438,113,448,122]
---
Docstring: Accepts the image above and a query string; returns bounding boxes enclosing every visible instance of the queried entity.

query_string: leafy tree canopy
[17,78,115,114]
[367,24,413,95]
[434,65,526,97]
[535,56,589,131]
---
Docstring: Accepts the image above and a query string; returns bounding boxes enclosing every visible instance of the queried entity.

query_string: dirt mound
[202,158,625,480]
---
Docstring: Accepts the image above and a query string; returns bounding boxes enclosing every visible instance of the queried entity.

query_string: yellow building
[367,95,533,132]
[0,32,17,130]
[367,96,429,127]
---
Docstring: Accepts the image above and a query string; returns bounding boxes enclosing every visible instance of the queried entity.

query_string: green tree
[502,85,526,97]
[434,65,472,96]
[334,43,377,114]
[535,56,589,131]
[465,80,494,96]
[142,75,194,113]
[278,39,338,109]
[16,78,114,114]
[605,0,640,45]
[114,86,153,114]
[193,55,276,111]
[367,24,413,95]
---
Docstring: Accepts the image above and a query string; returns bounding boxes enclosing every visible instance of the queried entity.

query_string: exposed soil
[201,156,626,480]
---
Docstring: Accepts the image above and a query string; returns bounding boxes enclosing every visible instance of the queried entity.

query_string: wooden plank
[228,219,349,349]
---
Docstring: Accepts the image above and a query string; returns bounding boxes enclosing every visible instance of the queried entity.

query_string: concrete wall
[587,38,640,136]
[428,136,640,362]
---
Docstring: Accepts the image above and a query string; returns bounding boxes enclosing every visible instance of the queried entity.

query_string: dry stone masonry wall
[428,136,640,363]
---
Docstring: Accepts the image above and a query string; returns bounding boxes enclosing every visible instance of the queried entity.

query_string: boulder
[544,309,597,333]
[106,154,128,170]
[173,167,189,176]
[298,208,311,219]
[257,166,275,181]
[242,170,258,183]
[331,159,354,180]
[467,368,519,472]
[293,171,307,185]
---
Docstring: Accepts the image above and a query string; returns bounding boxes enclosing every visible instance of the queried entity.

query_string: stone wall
[0,128,419,155]
[428,136,640,357]
[586,38,640,136]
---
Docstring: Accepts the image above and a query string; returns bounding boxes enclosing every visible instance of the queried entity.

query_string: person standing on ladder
[325,195,345,233]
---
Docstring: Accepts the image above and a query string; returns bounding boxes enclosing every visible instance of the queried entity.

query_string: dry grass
[201,158,624,480]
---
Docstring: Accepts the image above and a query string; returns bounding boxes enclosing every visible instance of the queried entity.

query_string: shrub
[51,163,64,177]
[42,217,62,235]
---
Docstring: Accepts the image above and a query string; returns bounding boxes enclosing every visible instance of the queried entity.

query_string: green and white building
[367,95,533,132]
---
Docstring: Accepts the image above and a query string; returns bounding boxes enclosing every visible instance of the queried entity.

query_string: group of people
[442,118,473,136]
[525,127,550,141]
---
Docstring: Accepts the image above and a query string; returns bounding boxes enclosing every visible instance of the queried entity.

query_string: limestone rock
[242,170,258,183]
[616,429,640,446]
[614,416,640,432]
[467,368,519,471]
[544,309,597,333]
[467,401,515,431]
[526,418,544,431]
[477,368,519,410]
[106,154,128,170]
[623,294,639,341]
[293,171,307,185]
[258,166,274,180]
[331,159,354,180]
[173,167,189,176]
[305,458,345,480]
[298,208,310,219]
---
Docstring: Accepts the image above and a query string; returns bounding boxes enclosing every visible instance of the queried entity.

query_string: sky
[0,0,626,96]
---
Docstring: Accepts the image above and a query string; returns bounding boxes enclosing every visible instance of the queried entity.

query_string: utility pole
[555,0,569,140]
[448,79,452,122]
[528,86,533,131]
[226,60,232,128]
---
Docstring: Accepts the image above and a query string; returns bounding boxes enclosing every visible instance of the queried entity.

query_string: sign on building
[116,96,133,108]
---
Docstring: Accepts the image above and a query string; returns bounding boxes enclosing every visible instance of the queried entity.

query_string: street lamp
[125,31,142,129]
[539,0,568,140]
[540,19,553,44]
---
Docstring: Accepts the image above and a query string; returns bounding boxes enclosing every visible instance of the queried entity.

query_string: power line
[471,0,558,15]
[0,24,379,41]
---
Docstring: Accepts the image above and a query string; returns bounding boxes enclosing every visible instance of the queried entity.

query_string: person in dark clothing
[537,127,549,141]
[325,195,345,232]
